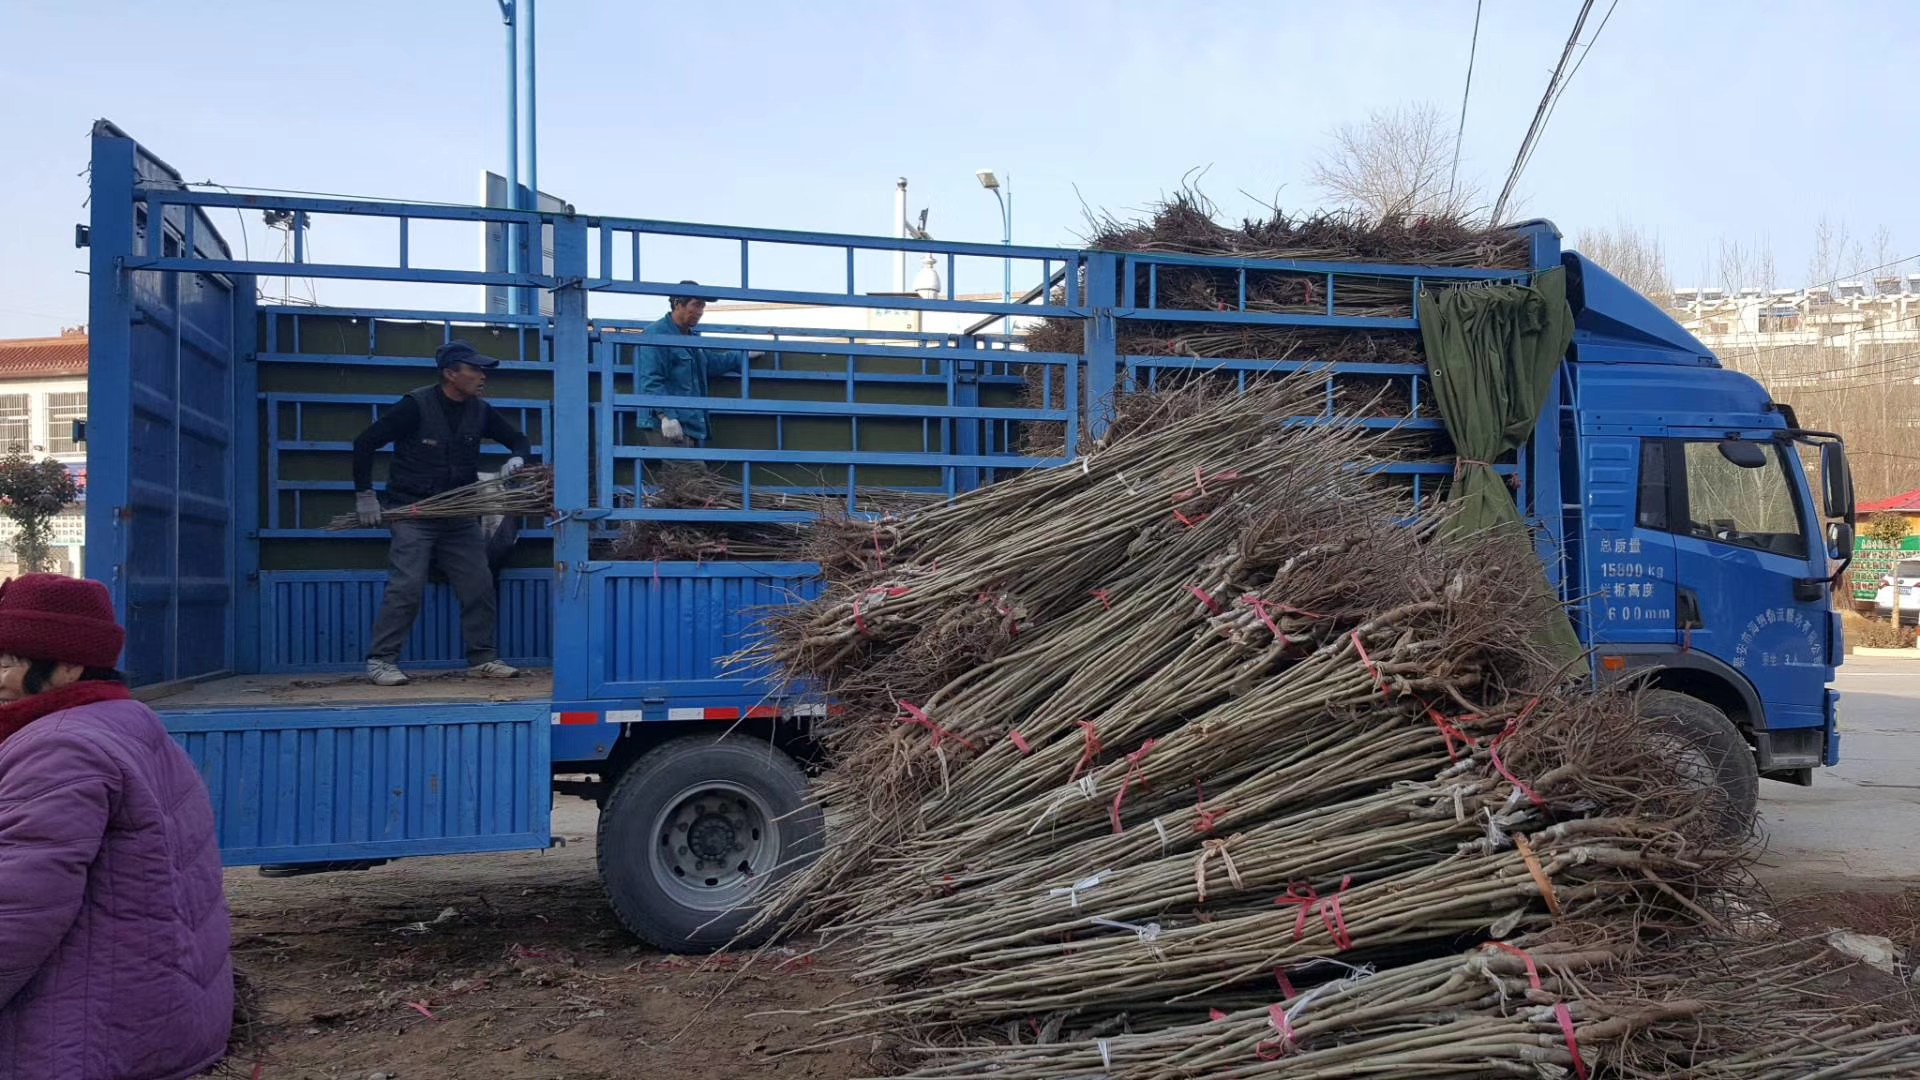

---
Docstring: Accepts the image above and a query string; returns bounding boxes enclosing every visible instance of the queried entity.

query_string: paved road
[1756,656,1920,891]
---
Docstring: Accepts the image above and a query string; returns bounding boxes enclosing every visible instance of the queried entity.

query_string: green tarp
[1419,265,1583,659]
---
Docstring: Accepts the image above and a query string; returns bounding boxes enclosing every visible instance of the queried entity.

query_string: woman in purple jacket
[0,574,233,1080]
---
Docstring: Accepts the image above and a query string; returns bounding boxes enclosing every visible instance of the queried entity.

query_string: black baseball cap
[435,339,500,369]
[669,280,712,307]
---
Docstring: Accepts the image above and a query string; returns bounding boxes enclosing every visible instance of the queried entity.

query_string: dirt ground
[217,800,875,1080]
[218,800,1920,1080]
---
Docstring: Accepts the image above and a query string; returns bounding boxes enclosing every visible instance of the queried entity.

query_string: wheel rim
[649,780,780,912]
[1647,731,1722,793]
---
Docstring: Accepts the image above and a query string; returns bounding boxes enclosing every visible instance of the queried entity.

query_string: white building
[0,329,88,576]
[1671,278,1920,389]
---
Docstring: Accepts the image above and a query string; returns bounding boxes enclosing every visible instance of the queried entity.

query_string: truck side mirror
[1718,439,1767,469]
[1827,520,1854,561]
[1820,442,1852,519]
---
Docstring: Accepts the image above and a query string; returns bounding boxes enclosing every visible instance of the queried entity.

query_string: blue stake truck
[82,123,1854,952]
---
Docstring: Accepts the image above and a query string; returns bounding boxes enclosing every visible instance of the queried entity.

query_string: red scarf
[0,680,133,748]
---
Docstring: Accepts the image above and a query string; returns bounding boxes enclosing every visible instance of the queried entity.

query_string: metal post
[550,219,591,700]
[1000,176,1012,337]
[501,0,520,314]
[1082,253,1120,440]
[85,129,136,620]
[523,0,539,313]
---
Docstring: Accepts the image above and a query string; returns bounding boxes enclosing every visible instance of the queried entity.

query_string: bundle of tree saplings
[740,378,1920,1077]
[598,460,938,561]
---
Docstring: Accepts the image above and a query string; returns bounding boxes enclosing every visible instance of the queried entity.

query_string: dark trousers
[366,517,498,666]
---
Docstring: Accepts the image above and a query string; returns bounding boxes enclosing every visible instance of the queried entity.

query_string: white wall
[0,373,87,577]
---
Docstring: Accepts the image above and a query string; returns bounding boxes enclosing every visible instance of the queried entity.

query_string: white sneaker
[468,660,520,679]
[366,659,410,686]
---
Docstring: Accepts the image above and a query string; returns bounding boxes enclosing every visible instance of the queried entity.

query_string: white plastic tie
[1091,917,1162,945]
[1152,816,1170,850]
[1097,1038,1113,1069]
[1048,869,1113,909]
[1076,774,1099,801]
[1282,960,1377,1028]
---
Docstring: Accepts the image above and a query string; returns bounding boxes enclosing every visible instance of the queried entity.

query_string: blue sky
[2,0,1916,336]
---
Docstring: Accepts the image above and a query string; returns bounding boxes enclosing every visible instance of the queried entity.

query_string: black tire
[1637,689,1759,835]
[597,734,822,954]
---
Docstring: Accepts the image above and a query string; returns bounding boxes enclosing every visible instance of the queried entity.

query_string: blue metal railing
[262,394,552,537]
[99,159,1571,705]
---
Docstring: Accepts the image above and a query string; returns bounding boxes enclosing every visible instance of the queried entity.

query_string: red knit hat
[0,574,126,669]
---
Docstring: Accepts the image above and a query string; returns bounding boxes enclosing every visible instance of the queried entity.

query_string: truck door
[1582,435,1680,646]
[1644,432,1830,738]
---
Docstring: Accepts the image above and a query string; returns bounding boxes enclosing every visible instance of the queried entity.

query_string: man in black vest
[351,340,534,686]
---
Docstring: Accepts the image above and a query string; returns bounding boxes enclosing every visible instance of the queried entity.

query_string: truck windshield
[1681,441,1809,558]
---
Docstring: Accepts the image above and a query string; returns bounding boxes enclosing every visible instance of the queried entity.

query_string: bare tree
[1573,220,1671,298]
[1309,103,1484,221]
[1716,236,1777,295]
[1806,217,1864,290]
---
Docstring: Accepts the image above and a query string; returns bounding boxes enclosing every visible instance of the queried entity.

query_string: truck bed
[141,670,556,710]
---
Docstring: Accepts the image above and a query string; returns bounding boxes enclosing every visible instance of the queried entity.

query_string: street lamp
[976,169,1012,336]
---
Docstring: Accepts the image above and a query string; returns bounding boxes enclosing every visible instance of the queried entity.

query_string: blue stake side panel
[259,570,553,672]
[87,124,247,687]
[588,561,823,701]
[164,701,552,866]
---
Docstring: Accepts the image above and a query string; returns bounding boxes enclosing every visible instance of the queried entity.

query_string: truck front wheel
[597,734,823,953]
[1637,689,1759,835]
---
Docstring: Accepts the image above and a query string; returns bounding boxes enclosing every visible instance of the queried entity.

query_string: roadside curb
[1850,646,1920,659]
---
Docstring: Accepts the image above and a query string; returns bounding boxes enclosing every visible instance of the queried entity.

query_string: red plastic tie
[1008,729,1032,755]
[1277,882,1320,942]
[1208,1007,1229,1023]
[1350,630,1391,696]
[1070,719,1103,781]
[1173,509,1208,528]
[1240,595,1289,647]
[1110,738,1157,834]
[897,701,978,752]
[1319,875,1354,951]
[1485,942,1588,1080]
[1193,783,1223,835]
[1255,1002,1295,1060]
[851,586,908,638]
[1425,705,1475,761]
[1091,588,1112,610]
[1275,968,1297,999]
[1488,697,1551,812]
[1187,585,1224,615]
[1276,876,1353,950]
[871,524,886,568]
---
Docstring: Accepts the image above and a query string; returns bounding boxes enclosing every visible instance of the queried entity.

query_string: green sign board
[1851,536,1920,601]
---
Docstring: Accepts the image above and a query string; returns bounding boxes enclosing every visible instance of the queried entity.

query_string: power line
[1491,0,1597,223]
[1512,0,1620,191]
[1446,0,1484,207]
[1783,352,1920,394]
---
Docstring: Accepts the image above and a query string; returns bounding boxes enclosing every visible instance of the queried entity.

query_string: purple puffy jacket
[0,695,233,1080]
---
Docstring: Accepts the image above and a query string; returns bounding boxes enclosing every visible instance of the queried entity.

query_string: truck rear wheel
[597,734,823,953]
[1637,689,1758,835]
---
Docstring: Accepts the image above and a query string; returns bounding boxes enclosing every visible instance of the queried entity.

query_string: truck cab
[1559,251,1852,796]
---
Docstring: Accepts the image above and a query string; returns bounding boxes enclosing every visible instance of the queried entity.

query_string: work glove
[500,456,525,479]
[354,490,383,528]
[660,416,684,441]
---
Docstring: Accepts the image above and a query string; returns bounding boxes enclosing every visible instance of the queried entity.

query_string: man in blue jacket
[636,281,752,447]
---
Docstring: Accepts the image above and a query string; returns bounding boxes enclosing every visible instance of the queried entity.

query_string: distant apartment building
[0,328,89,576]
[1669,276,1920,390]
